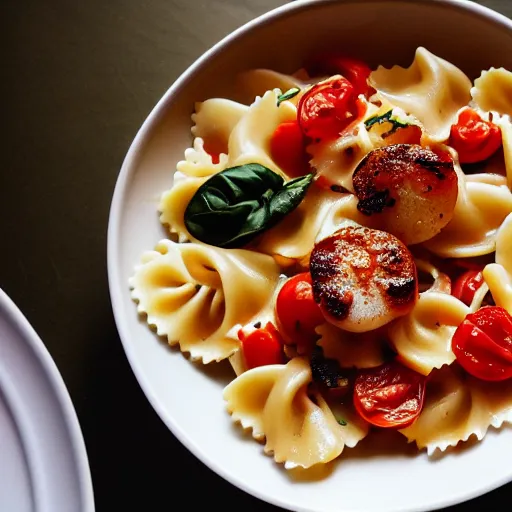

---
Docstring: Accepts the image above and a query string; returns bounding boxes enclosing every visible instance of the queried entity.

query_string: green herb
[277,87,300,106]
[184,163,314,248]
[336,418,348,426]
[364,109,411,137]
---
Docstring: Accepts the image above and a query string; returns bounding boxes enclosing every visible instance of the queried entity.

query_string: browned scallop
[310,226,418,333]
[352,144,458,245]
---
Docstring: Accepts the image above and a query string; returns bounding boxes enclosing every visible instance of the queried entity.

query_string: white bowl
[107,1,512,511]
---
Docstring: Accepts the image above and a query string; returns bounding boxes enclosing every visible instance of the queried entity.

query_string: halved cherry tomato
[353,361,426,428]
[269,120,310,177]
[452,306,512,381]
[238,322,283,369]
[449,108,502,164]
[452,269,484,306]
[275,272,325,352]
[307,54,373,97]
[297,77,367,142]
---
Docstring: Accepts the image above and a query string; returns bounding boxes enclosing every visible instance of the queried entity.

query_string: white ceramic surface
[107,1,512,511]
[0,288,94,512]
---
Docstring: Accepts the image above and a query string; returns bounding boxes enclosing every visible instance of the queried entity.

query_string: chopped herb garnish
[364,109,411,137]
[336,418,348,426]
[277,87,300,107]
[253,321,262,329]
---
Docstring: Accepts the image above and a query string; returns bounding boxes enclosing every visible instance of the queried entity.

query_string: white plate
[0,288,94,512]
[107,1,512,511]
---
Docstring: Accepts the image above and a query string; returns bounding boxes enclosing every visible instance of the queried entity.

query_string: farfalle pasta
[223,357,369,469]
[227,89,297,175]
[369,47,472,142]
[191,98,248,155]
[424,160,512,257]
[130,239,280,363]
[483,213,512,313]
[388,292,469,376]
[471,68,512,117]
[400,365,512,454]
[130,48,512,471]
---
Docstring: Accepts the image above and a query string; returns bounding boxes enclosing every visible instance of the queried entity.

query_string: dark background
[2,0,512,510]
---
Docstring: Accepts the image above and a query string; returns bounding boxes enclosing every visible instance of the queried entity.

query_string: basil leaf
[277,87,300,107]
[184,163,314,248]
[364,109,410,137]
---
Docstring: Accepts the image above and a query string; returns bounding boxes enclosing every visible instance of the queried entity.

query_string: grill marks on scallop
[310,226,418,332]
[352,144,458,245]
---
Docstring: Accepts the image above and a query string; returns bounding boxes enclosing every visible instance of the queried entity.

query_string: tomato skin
[270,120,310,177]
[238,322,284,369]
[353,361,426,428]
[449,108,502,164]
[308,54,373,97]
[452,306,512,381]
[275,272,325,352]
[297,77,366,142]
[452,269,484,306]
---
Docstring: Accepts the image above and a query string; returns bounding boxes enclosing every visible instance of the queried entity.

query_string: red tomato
[275,272,325,352]
[353,361,426,428]
[309,54,373,97]
[297,77,366,142]
[452,269,484,306]
[452,306,512,381]
[269,120,310,177]
[202,141,221,164]
[238,322,283,369]
[449,108,502,164]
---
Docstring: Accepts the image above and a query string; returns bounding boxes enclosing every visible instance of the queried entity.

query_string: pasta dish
[129,47,512,470]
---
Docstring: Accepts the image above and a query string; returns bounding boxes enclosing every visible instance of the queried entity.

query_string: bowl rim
[107,1,512,511]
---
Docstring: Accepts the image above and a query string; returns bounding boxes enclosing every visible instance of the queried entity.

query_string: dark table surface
[3,0,512,510]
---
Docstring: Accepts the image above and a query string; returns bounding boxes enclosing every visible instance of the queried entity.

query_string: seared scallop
[310,226,418,332]
[352,144,458,245]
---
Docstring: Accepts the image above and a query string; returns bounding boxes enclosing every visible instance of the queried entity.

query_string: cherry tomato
[452,269,484,306]
[269,120,310,177]
[238,322,283,369]
[275,272,325,352]
[449,108,502,164]
[452,306,512,381]
[202,141,221,164]
[308,54,373,97]
[297,77,366,142]
[353,361,426,428]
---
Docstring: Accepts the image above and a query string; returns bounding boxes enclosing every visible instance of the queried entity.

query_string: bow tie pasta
[424,159,512,257]
[388,292,469,376]
[130,239,280,363]
[483,213,512,313]
[400,365,512,455]
[369,47,472,142]
[472,68,512,118]
[227,89,297,176]
[223,357,369,469]
[130,47,512,474]
[191,98,248,159]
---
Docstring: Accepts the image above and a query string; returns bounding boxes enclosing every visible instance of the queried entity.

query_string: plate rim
[0,287,95,512]
[106,1,512,511]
